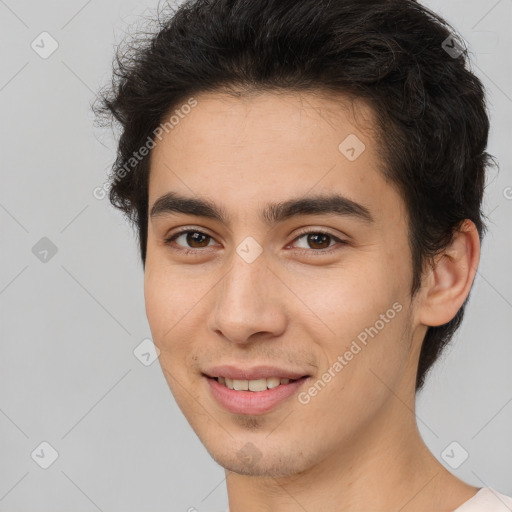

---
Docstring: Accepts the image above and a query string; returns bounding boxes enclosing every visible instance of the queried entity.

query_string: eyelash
[163,228,347,257]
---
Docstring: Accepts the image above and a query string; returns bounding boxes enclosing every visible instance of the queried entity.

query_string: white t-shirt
[214,487,512,512]
[452,487,512,511]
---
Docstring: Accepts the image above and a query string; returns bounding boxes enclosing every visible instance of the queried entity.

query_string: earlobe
[417,220,480,327]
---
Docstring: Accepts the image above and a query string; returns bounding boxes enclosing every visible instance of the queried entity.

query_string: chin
[202,435,315,478]
[212,453,306,478]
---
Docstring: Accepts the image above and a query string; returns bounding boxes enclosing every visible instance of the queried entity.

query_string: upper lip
[203,365,310,381]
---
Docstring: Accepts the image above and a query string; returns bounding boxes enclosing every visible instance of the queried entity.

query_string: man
[95,0,512,510]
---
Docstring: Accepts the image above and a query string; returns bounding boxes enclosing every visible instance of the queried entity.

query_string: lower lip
[205,376,309,415]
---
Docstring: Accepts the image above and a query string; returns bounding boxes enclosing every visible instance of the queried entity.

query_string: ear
[417,219,481,327]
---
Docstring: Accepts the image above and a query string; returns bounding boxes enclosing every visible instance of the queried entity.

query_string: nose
[207,254,288,345]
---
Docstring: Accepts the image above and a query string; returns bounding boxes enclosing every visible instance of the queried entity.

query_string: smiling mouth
[206,375,308,392]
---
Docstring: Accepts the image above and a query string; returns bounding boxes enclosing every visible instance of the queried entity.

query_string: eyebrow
[149,191,374,226]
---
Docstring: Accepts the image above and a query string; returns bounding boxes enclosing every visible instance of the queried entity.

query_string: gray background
[0,0,511,511]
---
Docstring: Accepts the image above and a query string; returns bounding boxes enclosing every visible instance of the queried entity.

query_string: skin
[144,90,481,512]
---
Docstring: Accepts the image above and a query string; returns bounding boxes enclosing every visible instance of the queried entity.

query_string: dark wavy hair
[94,0,494,392]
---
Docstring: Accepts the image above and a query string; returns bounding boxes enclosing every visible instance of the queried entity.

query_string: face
[144,90,424,478]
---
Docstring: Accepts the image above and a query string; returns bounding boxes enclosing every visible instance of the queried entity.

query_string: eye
[289,229,347,255]
[164,229,217,254]
[163,228,347,256]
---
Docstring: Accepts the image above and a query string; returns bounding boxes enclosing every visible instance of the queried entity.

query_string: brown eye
[164,228,346,257]
[304,232,331,250]
[183,231,211,248]
[165,230,215,250]
[292,230,344,252]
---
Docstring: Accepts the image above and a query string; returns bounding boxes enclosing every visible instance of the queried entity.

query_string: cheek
[144,267,204,399]
[286,258,402,336]
[299,310,410,433]
[144,262,191,343]
[144,258,218,359]
[144,267,171,338]
[291,261,409,382]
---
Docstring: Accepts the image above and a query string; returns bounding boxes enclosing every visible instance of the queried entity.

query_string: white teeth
[233,379,249,391]
[267,377,281,388]
[217,376,299,391]
[248,378,267,391]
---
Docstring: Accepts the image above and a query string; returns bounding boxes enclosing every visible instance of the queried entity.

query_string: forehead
[148,90,403,228]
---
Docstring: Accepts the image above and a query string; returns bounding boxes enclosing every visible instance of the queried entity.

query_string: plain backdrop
[0,0,511,511]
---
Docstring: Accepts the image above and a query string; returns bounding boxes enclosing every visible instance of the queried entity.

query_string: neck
[225,390,477,512]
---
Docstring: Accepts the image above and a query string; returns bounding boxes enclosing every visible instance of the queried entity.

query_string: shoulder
[454,487,512,512]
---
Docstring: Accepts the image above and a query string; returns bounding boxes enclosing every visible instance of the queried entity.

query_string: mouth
[206,375,305,391]
[203,372,311,415]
